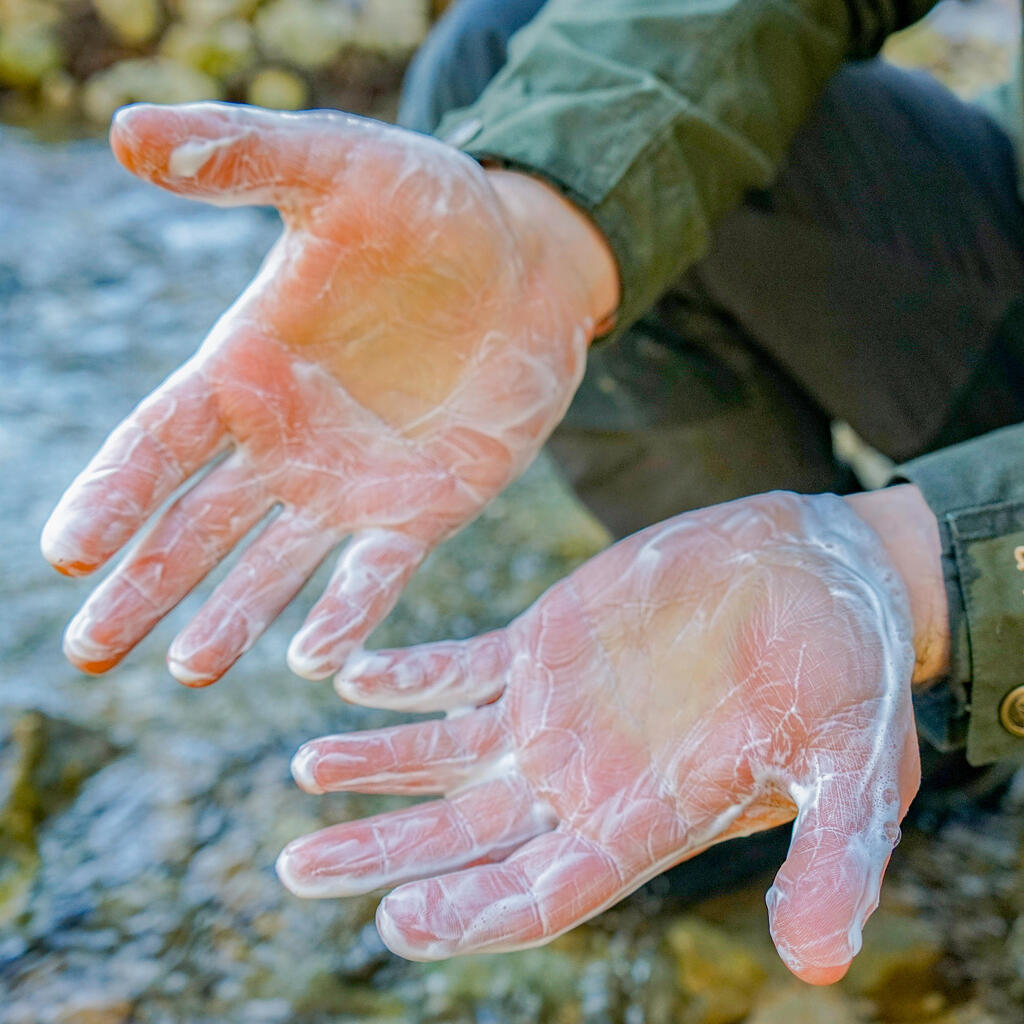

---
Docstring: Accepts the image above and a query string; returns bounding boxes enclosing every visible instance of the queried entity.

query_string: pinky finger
[377,829,627,961]
[334,631,512,713]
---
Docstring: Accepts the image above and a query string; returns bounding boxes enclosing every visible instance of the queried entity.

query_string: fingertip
[287,631,340,682]
[290,743,324,794]
[40,516,97,577]
[166,653,219,688]
[766,881,864,988]
[332,650,392,703]
[376,889,441,962]
[275,837,369,899]
[49,560,95,578]
[275,843,307,897]
[109,103,194,180]
[109,102,154,171]
[62,617,123,674]
[792,962,852,986]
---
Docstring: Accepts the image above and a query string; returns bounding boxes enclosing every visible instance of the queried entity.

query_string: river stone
[0,21,61,88]
[1,711,120,921]
[172,0,262,25]
[254,0,354,69]
[159,17,255,78]
[82,57,221,123]
[39,68,77,112]
[92,0,161,46]
[54,994,134,1024]
[247,67,308,110]
[1,711,120,832]
[745,983,867,1024]
[664,917,767,1024]
[842,908,946,1019]
[351,0,430,52]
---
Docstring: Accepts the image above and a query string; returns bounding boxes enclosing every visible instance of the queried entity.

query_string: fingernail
[166,654,216,687]
[376,885,450,961]
[40,517,91,576]
[275,839,368,898]
[290,744,323,793]
[287,626,342,681]
[63,616,121,673]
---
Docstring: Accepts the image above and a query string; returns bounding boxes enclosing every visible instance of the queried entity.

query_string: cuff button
[998,685,1024,738]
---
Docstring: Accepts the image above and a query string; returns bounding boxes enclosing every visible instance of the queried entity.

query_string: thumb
[766,734,920,985]
[109,101,380,213]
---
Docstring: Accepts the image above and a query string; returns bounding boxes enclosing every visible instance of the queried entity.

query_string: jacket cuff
[897,424,1024,765]
[438,83,712,344]
[433,0,848,343]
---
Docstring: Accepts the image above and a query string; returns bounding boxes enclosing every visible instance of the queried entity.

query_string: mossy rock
[0,710,119,920]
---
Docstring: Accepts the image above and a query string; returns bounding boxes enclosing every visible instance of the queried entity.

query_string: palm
[278,493,919,985]
[42,103,589,684]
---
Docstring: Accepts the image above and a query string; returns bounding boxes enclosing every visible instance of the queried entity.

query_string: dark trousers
[402,0,1024,539]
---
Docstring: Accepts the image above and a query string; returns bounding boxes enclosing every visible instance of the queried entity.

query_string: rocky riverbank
[0,0,446,126]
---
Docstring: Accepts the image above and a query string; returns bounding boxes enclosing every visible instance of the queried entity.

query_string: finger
[377,828,628,960]
[276,774,555,898]
[765,726,920,986]
[290,704,508,796]
[287,530,428,681]
[41,364,222,577]
[62,455,268,674]
[166,511,336,686]
[109,102,386,212]
[333,631,512,713]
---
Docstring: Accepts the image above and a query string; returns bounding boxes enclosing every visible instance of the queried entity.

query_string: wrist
[485,169,620,337]
[844,485,950,686]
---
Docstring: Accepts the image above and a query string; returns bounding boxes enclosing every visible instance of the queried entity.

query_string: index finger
[41,362,224,576]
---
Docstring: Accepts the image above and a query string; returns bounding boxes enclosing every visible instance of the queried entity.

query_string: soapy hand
[41,102,605,685]
[277,491,920,985]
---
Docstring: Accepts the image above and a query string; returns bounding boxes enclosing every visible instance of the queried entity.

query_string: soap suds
[169,135,244,178]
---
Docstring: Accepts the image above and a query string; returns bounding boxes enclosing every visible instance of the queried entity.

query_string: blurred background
[1,1,1023,1022]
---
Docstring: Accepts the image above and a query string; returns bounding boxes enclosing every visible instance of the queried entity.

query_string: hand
[276,490,923,985]
[40,102,617,686]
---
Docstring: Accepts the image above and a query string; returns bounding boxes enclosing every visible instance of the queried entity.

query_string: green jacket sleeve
[437,0,937,337]
[898,308,1024,766]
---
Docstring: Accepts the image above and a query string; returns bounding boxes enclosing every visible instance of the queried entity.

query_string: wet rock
[82,56,221,123]
[255,0,428,69]
[247,67,308,110]
[746,983,866,1024]
[842,908,947,1020]
[254,0,355,70]
[54,994,134,1024]
[928,1001,1006,1024]
[418,945,589,1022]
[92,0,161,47]
[664,917,767,1024]
[0,711,119,921]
